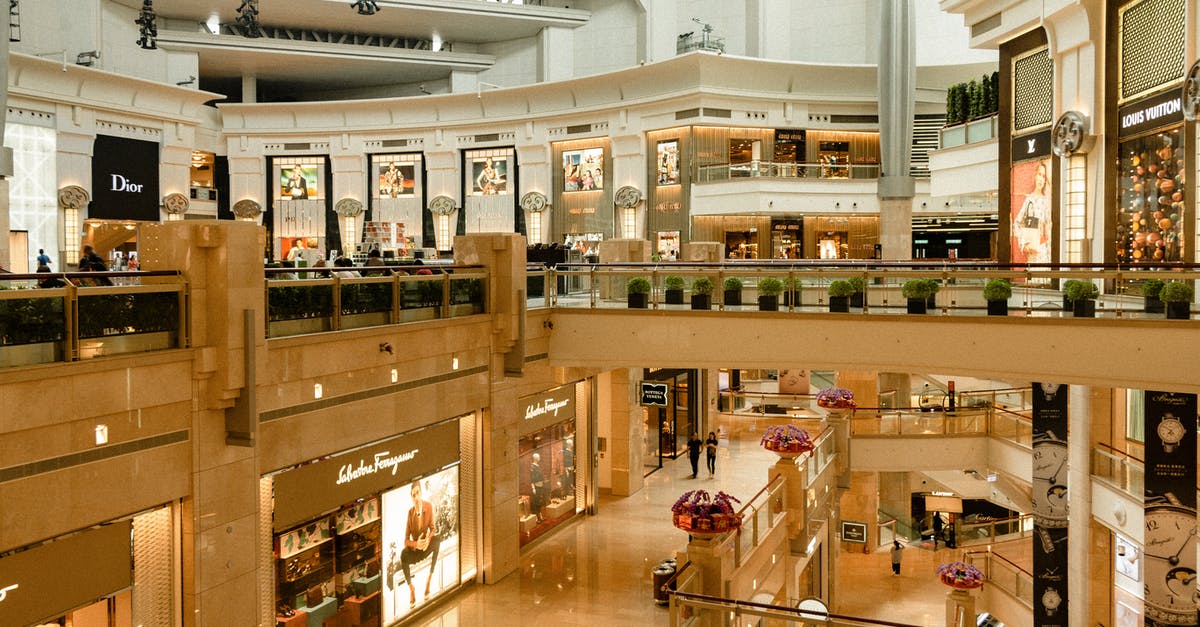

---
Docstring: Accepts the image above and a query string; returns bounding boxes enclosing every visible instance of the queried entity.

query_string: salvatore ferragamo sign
[519,386,577,436]
[272,418,460,532]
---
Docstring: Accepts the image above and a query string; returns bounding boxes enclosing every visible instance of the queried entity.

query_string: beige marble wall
[606,368,645,496]
[839,471,878,551]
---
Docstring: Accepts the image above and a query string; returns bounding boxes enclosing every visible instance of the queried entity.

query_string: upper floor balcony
[929,114,998,198]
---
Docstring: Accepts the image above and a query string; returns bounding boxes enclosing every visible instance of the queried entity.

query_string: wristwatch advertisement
[1031,382,1069,627]
[1143,391,1198,627]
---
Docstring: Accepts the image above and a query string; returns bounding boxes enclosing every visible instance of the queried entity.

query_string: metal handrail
[670,589,923,627]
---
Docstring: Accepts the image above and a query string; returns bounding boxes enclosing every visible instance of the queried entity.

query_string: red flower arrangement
[936,561,985,589]
[671,490,742,534]
[816,386,857,409]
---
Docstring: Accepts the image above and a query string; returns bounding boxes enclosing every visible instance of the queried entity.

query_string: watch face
[1042,588,1061,609]
[1033,442,1069,526]
[1144,505,1198,625]
[1158,415,1186,445]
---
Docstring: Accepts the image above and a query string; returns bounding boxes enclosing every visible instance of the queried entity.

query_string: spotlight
[350,0,380,15]
[379,342,393,355]
[235,0,262,37]
[135,0,158,50]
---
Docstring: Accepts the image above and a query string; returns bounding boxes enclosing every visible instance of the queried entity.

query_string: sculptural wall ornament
[58,185,90,210]
[1182,59,1200,121]
[520,191,548,213]
[429,195,457,216]
[162,192,190,215]
[614,185,642,208]
[232,198,263,219]
[1051,110,1089,158]
[334,197,364,217]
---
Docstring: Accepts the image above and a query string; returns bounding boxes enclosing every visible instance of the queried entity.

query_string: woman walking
[704,431,719,478]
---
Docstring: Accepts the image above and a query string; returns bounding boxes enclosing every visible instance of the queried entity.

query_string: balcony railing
[1092,443,1144,499]
[264,266,486,338]
[732,474,787,567]
[965,548,1034,608]
[696,161,880,182]
[939,115,998,149]
[0,271,188,367]
[848,406,1031,449]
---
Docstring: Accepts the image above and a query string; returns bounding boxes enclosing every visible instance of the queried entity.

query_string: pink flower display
[936,561,985,589]
[816,386,857,409]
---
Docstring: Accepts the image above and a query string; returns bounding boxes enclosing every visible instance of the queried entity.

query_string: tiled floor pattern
[415,430,1024,626]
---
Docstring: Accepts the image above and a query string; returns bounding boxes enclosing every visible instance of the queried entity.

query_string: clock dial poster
[1143,391,1197,627]
[1031,382,1068,627]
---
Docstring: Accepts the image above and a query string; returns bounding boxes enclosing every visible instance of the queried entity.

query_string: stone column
[607,368,645,497]
[945,589,976,627]
[139,220,268,626]
[1068,385,1092,627]
[241,75,257,103]
[876,0,915,260]
[538,26,574,83]
[0,29,11,268]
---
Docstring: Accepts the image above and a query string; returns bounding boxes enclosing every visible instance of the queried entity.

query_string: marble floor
[414,429,1014,626]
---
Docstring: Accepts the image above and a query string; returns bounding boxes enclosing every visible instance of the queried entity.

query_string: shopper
[704,431,719,478]
[890,540,903,575]
[687,432,702,479]
[36,248,51,268]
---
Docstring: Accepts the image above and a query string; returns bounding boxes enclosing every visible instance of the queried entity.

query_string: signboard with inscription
[518,385,577,436]
[841,520,867,543]
[640,382,669,407]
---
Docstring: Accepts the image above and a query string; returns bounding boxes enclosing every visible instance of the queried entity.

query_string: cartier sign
[519,385,577,436]
[272,418,460,532]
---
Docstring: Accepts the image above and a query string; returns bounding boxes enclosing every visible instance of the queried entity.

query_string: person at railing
[79,244,105,271]
[364,248,388,276]
[687,432,703,479]
[77,259,113,287]
[36,265,65,289]
[276,260,298,281]
[333,256,360,279]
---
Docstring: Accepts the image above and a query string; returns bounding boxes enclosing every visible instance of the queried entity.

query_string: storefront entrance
[642,369,697,476]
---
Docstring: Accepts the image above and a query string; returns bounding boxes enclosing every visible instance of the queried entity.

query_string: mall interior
[0,1,1198,626]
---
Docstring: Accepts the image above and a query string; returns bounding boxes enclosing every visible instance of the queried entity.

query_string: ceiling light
[135,0,158,50]
[205,14,219,34]
[350,0,380,15]
[95,424,109,446]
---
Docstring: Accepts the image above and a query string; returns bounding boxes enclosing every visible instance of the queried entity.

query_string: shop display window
[818,141,850,178]
[518,421,577,546]
[334,499,382,613]
[275,519,336,622]
[1116,128,1185,263]
[380,466,461,625]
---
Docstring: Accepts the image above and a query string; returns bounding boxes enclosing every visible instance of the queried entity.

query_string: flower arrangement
[759,424,814,454]
[816,387,857,409]
[671,490,742,533]
[936,561,985,589]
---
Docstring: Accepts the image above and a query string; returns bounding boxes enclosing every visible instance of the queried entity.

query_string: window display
[1117,128,1185,263]
[381,466,460,625]
[275,519,336,622]
[519,421,577,546]
[469,154,510,196]
[657,141,679,185]
[563,147,605,191]
[1010,157,1053,264]
[280,165,320,200]
[818,141,850,178]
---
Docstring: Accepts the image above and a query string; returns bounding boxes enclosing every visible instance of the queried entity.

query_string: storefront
[551,139,612,248]
[517,384,584,546]
[641,368,699,473]
[268,418,464,626]
[646,129,690,248]
[462,146,522,251]
[84,134,163,268]
[0,505,175,627]
[367,152,426,257]
[267,155,336,262]
[1106,0,1190,265]
[999,29,1055,265]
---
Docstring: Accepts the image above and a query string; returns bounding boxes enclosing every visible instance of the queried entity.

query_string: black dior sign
[90,134,160,221]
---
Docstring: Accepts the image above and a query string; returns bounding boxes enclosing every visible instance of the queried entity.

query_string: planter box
[0,341,61,368]
[339,311,392,330]
[724,289,742,306]
[783,291,801,307]
[1145,296,1165,314]
[829,296,849,313]
[758,295,779,311]
[850,293,864,309]
[1072,299,1095,318]
[665,289,684,305]
[691,294,712,310]
[986,300,1008,316]
[1166,301,1191,320]
[628,293,649,309]
[78,331,176,360]
[906,298,928,314]
[269,317,331,338]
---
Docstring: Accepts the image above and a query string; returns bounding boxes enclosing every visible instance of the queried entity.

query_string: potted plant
[757,277,784,311]
[1160,281,1193,320]
[901,279,935,314]
[982,278,1012,316]
[1143,278,1166,314]
[937,561,985,590]
[759,425,814,457]
[691,277,714,310]
[1060,279,1080,311]
[723,277,744,306]
[816,386,857,409]
[627,277,651,309]
[827,280,855,313]
[922,279,940,310]
[664,275,685,305]
[671,490,742,535]
[1064,280,1099,317]
[783,276,802,307]
[847,276,866,308]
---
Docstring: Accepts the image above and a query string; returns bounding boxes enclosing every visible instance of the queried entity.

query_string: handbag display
[365,557,381,578]
[305,584,324,608]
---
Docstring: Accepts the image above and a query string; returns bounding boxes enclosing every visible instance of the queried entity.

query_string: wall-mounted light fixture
[95,424,109,446]
[313,383,323,399]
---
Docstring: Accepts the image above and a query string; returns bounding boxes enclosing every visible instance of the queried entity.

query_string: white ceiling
[120,0,589,44]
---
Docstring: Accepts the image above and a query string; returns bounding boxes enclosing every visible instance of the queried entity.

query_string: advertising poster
[1143,391,1197,627]
[377,162,416,198]
[280,165,320,200]
[381,466,460,625]
[1010,157,1053,265]
[657,140,679,185]
[470,156,509,195]
[1031,383,1068,627]
[563,147,604,191]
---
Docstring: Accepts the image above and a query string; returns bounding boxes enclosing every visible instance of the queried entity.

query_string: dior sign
[110,174,144,193]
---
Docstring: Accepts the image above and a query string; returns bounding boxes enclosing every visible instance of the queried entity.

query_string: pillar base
[945,588,976,627]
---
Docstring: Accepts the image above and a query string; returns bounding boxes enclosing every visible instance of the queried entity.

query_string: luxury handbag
[1020,214,1039,229]
[365,557,381,578]
[305,584,324,608]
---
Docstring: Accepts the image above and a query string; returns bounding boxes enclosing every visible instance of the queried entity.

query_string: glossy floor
[416,429,1007,626]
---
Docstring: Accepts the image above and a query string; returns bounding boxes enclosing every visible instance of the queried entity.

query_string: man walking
[686,432,702,479]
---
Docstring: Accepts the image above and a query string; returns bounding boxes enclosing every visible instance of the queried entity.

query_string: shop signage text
[524,397,572,421]
[0,583,15,603]
[109,174,144,193]
[568,207,597,215]
[90,135,160,221]
[1011,129,1052,161]
[518,386,577,436]
[640,382,669,407]
[1119,90,1184,137]
[336,448,421,486]
[841,521,867,543]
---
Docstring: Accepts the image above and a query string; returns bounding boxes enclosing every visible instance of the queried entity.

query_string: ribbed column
[1067,385,1091,627]
[877,1,915,260]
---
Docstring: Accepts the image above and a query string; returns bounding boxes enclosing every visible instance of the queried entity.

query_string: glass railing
[965,548,1034,608]
[958,514,1033,546]
[849,407,991,437]
[719,390,820,416]
[939,115,998,149]
[732,475,787,567]
[669,586,923,627]
[1092,444,1144,498]
[0,270,188,366]
[958,387,1033,411]
[696,161,880,182]
[264,266,486,338]
[545,262,1200,321]
[525,264,551,310]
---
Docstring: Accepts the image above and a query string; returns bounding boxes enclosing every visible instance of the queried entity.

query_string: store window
[271,156,328,262]
[463,147,520,237]
[1116,126,1185,263]
[818,141,850,178]
[189,151,216,203]
[367,152,424,255]
[518,385,579,546]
